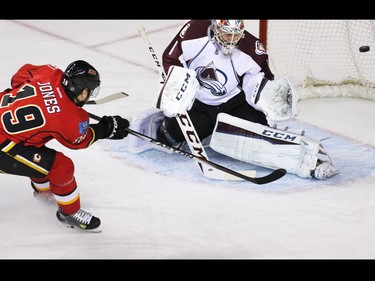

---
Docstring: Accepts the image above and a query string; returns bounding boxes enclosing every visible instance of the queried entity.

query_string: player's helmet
[62,60,100,106]
[211,20,245,55]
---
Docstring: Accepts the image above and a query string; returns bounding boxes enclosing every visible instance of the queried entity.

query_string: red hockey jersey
[0,64,96,149]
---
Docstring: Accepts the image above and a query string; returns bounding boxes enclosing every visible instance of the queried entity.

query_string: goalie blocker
[210,113,338,179]
[159,65,200,118]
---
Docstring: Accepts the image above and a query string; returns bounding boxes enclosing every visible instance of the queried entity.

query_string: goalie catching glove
[91,115,130,140]
[244,75,299,122]
[159,66,200,118]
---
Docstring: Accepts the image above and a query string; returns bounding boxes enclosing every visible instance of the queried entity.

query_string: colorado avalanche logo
[195,62,227,96]
[255,40,267,55]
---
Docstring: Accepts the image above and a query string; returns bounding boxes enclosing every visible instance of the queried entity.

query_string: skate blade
[62,223,102,233]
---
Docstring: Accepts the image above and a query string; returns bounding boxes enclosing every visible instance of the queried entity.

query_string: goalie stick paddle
[88,112,287,184]
[86,92,129,105]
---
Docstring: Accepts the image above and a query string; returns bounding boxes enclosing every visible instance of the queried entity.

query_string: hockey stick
[88,112,286,184]
[138,26,257,181]
[87,92,129,105]
[138,26,167,86]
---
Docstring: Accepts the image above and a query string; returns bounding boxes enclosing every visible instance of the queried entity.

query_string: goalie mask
[211,20,245,55]
[62,60,101,106]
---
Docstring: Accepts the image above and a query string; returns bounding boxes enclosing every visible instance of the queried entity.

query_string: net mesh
[265,20,375,100]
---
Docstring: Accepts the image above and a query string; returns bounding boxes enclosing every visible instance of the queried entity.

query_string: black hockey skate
[56,208,101,232]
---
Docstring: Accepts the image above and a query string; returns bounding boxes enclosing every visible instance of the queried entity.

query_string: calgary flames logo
[33,153,42,163]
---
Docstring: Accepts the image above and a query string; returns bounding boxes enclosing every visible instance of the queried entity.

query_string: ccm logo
[176,73,192,101]
[262,129,297,142]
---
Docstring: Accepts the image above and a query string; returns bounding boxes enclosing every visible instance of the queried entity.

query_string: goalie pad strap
[210,113,320,178]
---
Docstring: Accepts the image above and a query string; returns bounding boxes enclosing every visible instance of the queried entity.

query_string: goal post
[258,20,375,101]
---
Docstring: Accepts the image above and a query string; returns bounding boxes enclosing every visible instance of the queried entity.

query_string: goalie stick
[87,92,129,105]
[88,112,286,184]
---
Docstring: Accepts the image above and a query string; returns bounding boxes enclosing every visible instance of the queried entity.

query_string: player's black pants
[164,92,269,143]
[0,140,56,178]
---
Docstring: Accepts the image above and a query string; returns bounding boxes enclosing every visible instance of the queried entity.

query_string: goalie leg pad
[127,108,165,154]
[210,113,321,178]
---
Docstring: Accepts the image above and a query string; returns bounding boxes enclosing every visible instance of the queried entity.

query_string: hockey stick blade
[88,112,286,184]
[87,92,129,105]
[127,126,286,184]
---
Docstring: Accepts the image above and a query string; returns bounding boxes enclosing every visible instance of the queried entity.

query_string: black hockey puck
[359,46,370,52]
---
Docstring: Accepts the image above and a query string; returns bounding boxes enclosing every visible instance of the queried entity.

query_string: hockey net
[259,20,375,101]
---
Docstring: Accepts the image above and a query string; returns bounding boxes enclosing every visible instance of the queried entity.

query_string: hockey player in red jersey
[0,60,130,231]
[149,20,338,180]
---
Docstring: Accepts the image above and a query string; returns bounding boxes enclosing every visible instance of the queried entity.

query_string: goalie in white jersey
[135,20,338,180]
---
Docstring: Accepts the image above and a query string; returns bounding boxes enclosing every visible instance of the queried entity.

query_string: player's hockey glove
[91,115,129,140]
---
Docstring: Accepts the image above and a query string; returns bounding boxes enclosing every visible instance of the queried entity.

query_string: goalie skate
[313,160,338,180]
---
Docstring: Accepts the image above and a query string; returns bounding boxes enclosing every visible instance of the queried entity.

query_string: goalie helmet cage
[258,20,375,101]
